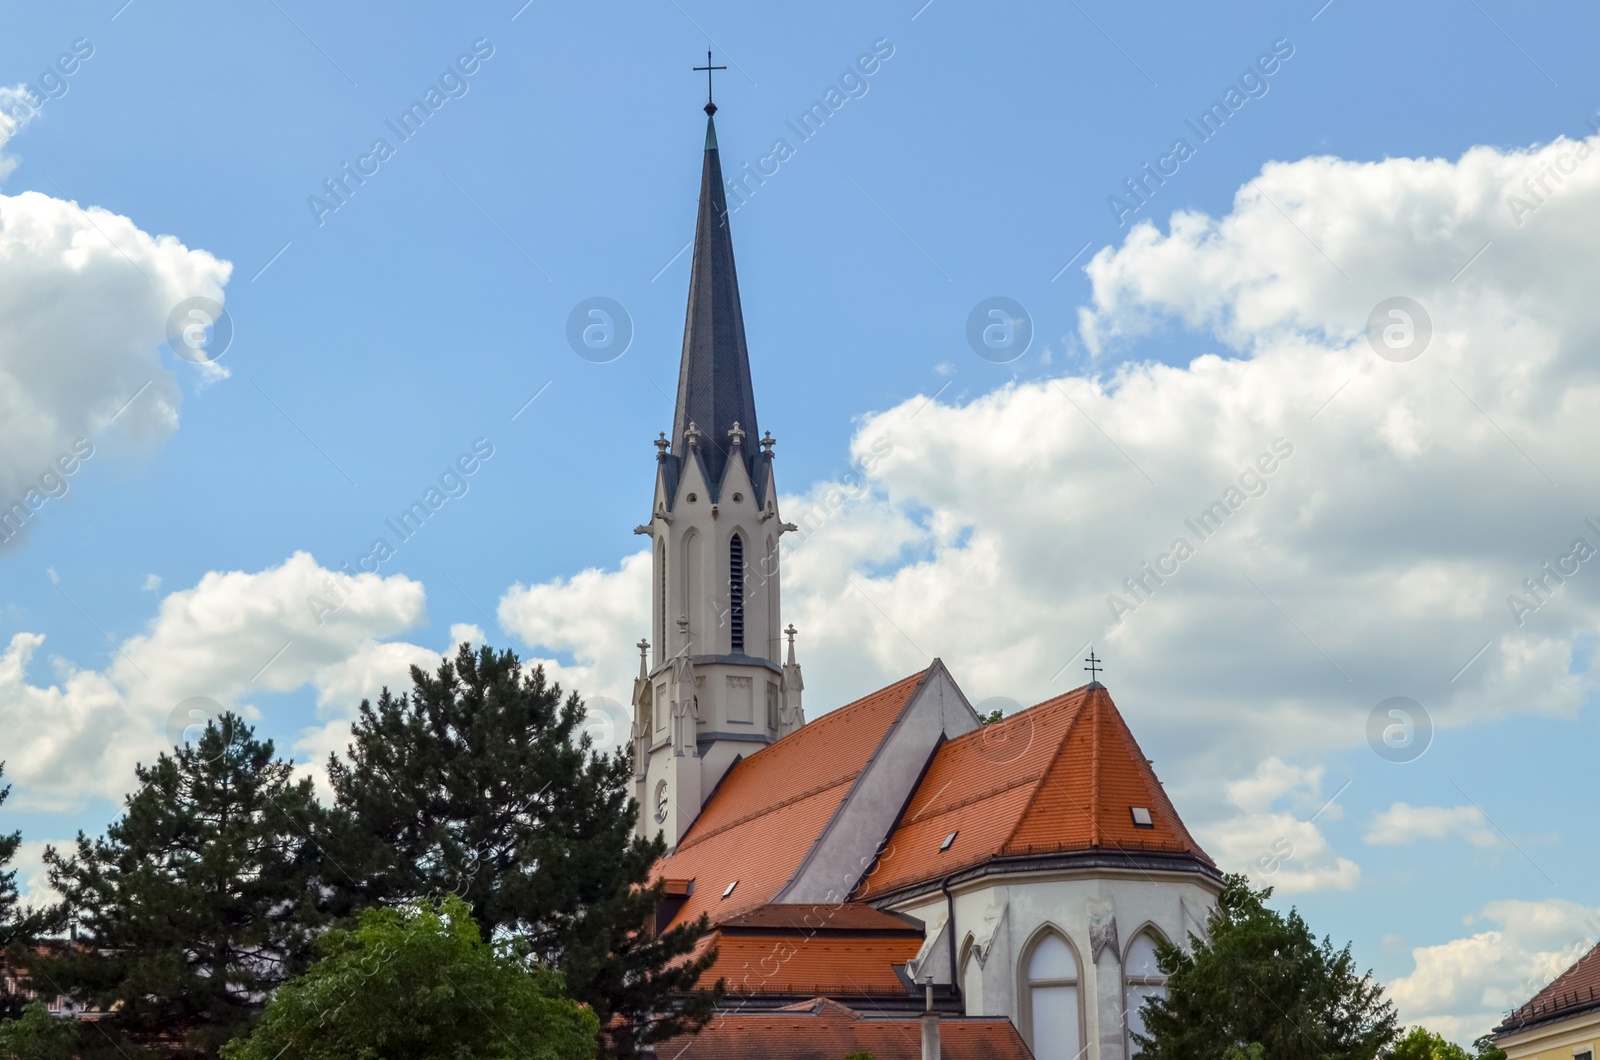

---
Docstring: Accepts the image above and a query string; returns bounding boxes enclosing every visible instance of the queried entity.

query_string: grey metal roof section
[673,114,760,493]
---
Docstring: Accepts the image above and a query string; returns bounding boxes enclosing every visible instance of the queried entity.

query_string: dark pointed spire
[673,113,759,491]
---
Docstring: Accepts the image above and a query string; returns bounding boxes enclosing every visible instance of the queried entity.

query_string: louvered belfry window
[728,534,745,653]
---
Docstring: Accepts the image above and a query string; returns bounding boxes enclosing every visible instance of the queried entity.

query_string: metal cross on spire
[693,50,727,115]
[1084,650,1103,683]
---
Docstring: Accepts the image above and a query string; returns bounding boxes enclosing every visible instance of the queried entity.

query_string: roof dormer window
[1131,807,1154,828]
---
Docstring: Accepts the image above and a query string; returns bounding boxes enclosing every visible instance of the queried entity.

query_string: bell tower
[631,104,805,850]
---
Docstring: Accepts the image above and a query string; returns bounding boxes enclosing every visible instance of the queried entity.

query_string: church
[627,90,1222,1060]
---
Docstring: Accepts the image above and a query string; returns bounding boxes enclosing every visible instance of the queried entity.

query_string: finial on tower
[784,623,798,666]
[693,50,727,116]
[728,421,745,451]
[654,431,670,454]
[684,421,702,450]
[760,431,776,455]
[637,639,650,677]
[1084,649,1104,687]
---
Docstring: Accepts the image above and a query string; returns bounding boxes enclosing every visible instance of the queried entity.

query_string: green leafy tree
[1391,1027,1472,1060]
[0,1001,78,1060]
[1471,1034,1508,1059]
[326,644,721,1058]
[220,895,597,1060]
[1134,873,1398,1060]
[36,713,329,1059]
[1388,1028,1509,1060]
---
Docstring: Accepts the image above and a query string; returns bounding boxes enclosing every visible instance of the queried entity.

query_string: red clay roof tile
[718,903,923,935]
[862,684,1212,898]
[702,929,922,995]
[652,670,928,930]
[1499,940,1600,1033]
[667,998,1035,1059]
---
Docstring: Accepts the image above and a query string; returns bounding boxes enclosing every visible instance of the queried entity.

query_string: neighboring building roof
[673,112,761,494]
[653,670,929,930]
[1497,939,1600,1035]
[718,903,923,935]
[861,683,1215,900]
[695,903,926,997]
[694,928,922,996]
[659,997,1036,1059]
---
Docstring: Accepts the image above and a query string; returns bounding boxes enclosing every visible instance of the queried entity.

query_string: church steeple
[632,103,803,851]
[672,113,760,496]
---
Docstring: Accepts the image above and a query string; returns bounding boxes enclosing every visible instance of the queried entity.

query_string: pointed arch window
[1022,930,1082,1060]
[959,935,981,1013]
[1125,931,1169,1056]
[728,533,745,653]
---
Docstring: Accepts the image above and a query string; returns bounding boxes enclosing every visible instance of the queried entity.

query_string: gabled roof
[861,683,1214,899]
[652,670,929,930]
[1498,939,1600,1035]
[672,113,760,493]
[670,997,1036,1059]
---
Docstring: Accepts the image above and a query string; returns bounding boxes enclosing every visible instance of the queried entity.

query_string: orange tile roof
[1499,940,1600,1034]
[652,670,929,930]
[719,903,922,935]
[670,998,1036,1059]
[861,683,1213,899]
[703,930,922,995]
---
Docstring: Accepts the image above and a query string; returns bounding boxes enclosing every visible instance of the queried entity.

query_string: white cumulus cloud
[0,552,432,807]
[0,187,232,546]
[1365,803,1499,849]
[1388,898,1600,1044]
[492,131,1600,895]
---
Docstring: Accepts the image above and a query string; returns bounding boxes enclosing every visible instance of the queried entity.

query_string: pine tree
[0,765,19,941]
[36,714,328,1059]
[0,764,27,1020]
[326,643,722,1059]
[1134,873,1398,1060]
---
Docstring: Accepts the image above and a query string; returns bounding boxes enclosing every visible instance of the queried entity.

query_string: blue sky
[4,0,1600,1042]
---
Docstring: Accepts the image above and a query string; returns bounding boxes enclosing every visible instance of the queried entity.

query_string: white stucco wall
[889,866,1219,1060]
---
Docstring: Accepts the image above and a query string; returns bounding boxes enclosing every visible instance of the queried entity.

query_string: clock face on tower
[655,780,669,824]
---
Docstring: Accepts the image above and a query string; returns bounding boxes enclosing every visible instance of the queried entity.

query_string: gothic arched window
[728,533,745,653]
[959,935,981,1012]
[1021,929,1082,1060]
[1124,930,1169,1055]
